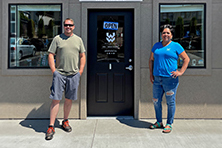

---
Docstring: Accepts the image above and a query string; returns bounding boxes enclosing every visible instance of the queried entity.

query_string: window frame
[159,3,206,69]
[8,3,63,69]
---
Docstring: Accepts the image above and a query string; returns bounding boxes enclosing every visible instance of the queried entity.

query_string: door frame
[80,3,141,119]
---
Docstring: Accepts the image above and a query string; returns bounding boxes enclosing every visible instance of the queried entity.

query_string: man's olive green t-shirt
[48,33,85,76]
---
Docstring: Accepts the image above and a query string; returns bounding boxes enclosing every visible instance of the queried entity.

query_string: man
[45,18,86,140]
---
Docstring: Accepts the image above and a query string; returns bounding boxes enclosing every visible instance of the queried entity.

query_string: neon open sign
[103,21,118,30]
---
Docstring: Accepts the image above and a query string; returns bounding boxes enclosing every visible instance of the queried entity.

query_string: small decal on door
[106,32,115,42]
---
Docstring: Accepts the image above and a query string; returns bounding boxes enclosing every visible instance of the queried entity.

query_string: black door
[87,10,134,116]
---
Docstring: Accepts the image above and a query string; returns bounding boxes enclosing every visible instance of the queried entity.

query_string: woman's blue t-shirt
[151,41,184,77]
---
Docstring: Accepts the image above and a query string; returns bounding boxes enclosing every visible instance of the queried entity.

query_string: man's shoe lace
[62,119,72,132]
[45,126,55,140]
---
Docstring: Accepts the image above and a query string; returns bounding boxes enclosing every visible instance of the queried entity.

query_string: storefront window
[160,4,206,68]
[9,4,62,68]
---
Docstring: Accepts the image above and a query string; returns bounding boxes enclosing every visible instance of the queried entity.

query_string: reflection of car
[29,38,45,51]
[174,37,202,50]
[179,38,190,49]
[10,38,36,60]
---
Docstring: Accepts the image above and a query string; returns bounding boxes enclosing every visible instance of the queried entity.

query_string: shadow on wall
[19,102,60,133]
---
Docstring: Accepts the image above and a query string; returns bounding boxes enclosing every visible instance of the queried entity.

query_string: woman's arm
[171,51,190,78]
[149,52,154,84]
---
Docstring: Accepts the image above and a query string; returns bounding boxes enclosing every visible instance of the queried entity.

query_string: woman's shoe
[149,122,163,129]
[163,124,172,133]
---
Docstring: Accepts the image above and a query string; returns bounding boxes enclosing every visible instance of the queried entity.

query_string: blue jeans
[152,76,179,125]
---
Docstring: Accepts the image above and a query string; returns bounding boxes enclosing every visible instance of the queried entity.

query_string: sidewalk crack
[90,119,98,148]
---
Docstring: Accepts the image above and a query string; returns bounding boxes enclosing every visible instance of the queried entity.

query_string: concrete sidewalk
[0,118,221,148]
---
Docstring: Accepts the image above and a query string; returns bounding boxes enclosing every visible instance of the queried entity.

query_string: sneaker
[45,126,55,140]
[62,119,72,132]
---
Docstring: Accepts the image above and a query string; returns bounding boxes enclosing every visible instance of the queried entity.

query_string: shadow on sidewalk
[19,103,60,133]
[19,119,60,133]
[117,118,152,129]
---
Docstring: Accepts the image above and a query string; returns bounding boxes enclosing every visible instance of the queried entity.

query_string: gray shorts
[49,71,80,100]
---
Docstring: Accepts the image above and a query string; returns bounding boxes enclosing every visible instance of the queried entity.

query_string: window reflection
[97,16,124,62]
[9,5,62,68]
[160,4,205,68]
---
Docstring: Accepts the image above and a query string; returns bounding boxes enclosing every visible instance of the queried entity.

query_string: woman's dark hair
[160,24,174,35]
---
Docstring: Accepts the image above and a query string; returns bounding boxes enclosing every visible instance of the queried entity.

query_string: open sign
[103,21,118,30]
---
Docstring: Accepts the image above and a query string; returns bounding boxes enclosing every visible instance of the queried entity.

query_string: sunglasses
[64,24,74,27]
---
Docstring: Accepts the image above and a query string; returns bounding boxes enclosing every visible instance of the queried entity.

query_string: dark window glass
[97,15,124,63]
[9,4,62,68]
[160,4,205,68]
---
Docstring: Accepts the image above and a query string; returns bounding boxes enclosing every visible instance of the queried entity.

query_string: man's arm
[48,52,56,74]
[79,52,86,76]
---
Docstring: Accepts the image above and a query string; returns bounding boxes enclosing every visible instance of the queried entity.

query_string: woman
[149,24,190,133]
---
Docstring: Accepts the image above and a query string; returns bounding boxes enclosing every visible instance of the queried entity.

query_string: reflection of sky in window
[160,5,204,13]
[18,5,61,11]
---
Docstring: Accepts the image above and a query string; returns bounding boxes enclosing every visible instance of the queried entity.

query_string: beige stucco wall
[0,0,221,119]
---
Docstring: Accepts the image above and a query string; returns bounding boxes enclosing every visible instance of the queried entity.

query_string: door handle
[109,63,112,70]
[125,65,133,71]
